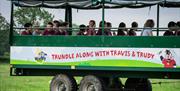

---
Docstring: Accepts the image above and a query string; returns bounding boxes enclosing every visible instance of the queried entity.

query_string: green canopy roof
[11,0,180,9]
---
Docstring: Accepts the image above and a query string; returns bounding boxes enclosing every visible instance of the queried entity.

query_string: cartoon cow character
[160,50,176,68]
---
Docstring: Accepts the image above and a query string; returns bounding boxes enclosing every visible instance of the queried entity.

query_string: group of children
[163,21,180,36]
[21,19,180,36]
[21,20,69,36]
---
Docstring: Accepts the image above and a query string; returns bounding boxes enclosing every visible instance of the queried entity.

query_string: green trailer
[10,0,180,91]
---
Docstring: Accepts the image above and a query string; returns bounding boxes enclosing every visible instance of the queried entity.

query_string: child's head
[24,23,32,31]
[168,21,176,30]
[107,22,112,27]
[177,21,180,32]
[144,19,154,28]
[89,20,96,27]
[61,22,69,30]
[99,21,107,28]
[79,24,86,32]
[177,21,180,28]
[62,22,69,27]
[119,22,126,28]
[131,22,138,28]
[46,22,53,31]
[53,20,60,28]
[106,22,112,31]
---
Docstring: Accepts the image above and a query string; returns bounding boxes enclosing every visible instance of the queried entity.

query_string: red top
[55,30,68,35]
[77,31,85,35]
[86,28,96,35]
[162,59,176,68]
[42,29,55,35]
[21,31,32,35]
[96,30,112,36]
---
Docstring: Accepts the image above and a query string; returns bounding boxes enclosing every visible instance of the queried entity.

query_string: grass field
[0,61,180,91]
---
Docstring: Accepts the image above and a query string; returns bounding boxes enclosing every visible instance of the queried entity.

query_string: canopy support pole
[102,0,105,35]
[9,2,14,45]
[157,4,160,36]
[65,6,72,35]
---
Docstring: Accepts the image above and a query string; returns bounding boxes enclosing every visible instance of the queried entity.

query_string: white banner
[11,46,180,68]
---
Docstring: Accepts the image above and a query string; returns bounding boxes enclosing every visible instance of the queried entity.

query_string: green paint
[12,36,180,48]
[11,59,164,67]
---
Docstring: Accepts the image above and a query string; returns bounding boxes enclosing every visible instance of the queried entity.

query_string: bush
[3,52,10,57]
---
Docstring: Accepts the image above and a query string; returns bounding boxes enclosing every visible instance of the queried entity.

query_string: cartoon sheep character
[35,51,47,63]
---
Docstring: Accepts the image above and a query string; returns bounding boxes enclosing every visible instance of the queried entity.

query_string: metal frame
[65,5,72,35]
[9,0,180,79]
[11,65,180,79]
[9,2,14,45]
[157,4,160,36]
[11,36,180,48]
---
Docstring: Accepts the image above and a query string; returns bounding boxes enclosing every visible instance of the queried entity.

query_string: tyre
[124,78,152,91]
[50,74,77,91]
[102,77,123,91]
[110,77,123,89]
[79,75,104,91]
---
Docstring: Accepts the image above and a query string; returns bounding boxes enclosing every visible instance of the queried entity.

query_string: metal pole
[102,0,105,35]
[65,6,72,35]
[9,2,14,45]
[157,4,160,36]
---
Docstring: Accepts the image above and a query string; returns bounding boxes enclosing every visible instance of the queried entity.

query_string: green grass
[0,61,180,91]
[151,79,180,91]
[0,62,52,91]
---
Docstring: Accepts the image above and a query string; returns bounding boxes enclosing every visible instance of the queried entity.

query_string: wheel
[50,74,77,91]
[124,78,152,91]
[125,78,152,91]
[110,77,123,89]
[102,77,123,91]
[79,75,104,91]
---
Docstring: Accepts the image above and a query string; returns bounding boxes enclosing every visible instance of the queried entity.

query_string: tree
[0,13,9,30]
[14,7,54,27]
[0,13,10,56]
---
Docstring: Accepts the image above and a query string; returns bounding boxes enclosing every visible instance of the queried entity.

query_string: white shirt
[141,28,153,36]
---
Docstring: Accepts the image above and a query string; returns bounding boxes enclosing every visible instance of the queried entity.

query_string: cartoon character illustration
[35,51,47,63]
[159,50,176,68]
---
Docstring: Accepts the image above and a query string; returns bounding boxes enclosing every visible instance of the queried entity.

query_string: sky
[0,0,180,28]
